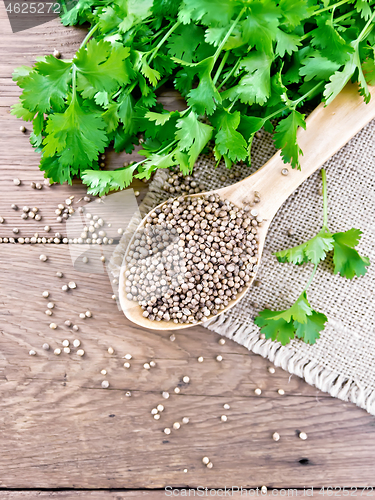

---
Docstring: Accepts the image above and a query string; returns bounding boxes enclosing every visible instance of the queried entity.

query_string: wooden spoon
[119,82,375,330]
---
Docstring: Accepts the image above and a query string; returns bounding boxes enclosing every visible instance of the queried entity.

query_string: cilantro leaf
[43,95,108,169]
[254,292,326,345]
[323,58,356,104]
[300,53,341,82]
[212,110,248,162]
[82,163,139,195]
[332,229,370,279]
[276,229,335,265]
[275,29,301,57]
[178,0,237,27]
[167,23,205,62]
[241,1,281,55]
[273,110,306,168]
[295,311,328,345]
[175,111,213,170]
[310,15,353,65]
[18,57,72,113]
[362,57,375,85]
[186,58,221,115]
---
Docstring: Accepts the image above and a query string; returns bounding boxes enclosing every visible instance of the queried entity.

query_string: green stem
[303,264,319,293]
[321,168,328,228]
[217,57,242,90]
[80,24,100,49]
[292,81,325,108]
[148,21,181,63]
[313,0,350,15]
[213,7,246,63]
[72,66,77,100]
[356,9,375,43]
[213,52,229,86]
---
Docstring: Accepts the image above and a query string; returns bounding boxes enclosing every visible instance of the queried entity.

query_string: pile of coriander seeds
[123,193,260,324]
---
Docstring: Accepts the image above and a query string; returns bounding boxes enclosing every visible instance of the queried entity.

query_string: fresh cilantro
[276,228,334,265]
[11,0,375,190]
[332,229,371,279]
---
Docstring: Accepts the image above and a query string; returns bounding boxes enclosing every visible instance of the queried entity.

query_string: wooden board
[1,2,375,493]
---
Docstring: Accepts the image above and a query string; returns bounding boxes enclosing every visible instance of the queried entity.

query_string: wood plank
[1,245,375,489]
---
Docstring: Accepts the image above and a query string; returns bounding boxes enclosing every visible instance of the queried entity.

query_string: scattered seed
[272,432,280,442]
[124,362,131,368]
[268,367,276,374]
[254,388,262,395]
[82,256,89,264]
[49,323,57,330]
[73,339,81,347]
[53,49,61,58]
[202,457,210,465]
[85,311,92,318]
[174,387,180,394]
[0,217,4,223]
[157,404,164,412]
[11,204,18,211]
[20,125,26,133]
[77,349,85,356]
[45,310,53,316]
[281,168,289,176]
[29,349,36,356]
[182,376,190,383]
[125,391,131,397]
[218,338,226,345]
[56,271,63,278]
[30,182,36,189]
[13,178,21,186]
[278,389,285,395]
[68,281,76,289]
[299,432,307,440]
[197,356,204,363]
[62,285,68,291]
[182,417,189,424]
[79,313,86,319]
[39,254,48,262]
[164,428,171,435]
[64,347,71,354]
[35,214,42,221]
[223,404,230,410]
[42,291,49,298]
[101,369,107,375]
[64,320,72,327]
[62,340,70,347]
[36,183,43,190]
[47,302,55,309]
[72,325,79,331]
[151,408,158,415]
[221,415,228,422]
[124,354,132,360]
[102,380,109,388]
[173,422,180,430]
[101,256,106,263]
[154,414,161,420]
[216,355,223,362]
[54,348,61,355]
[162,391,170,399]
[107,347,114,354]
[144,363,151,370]
[169,334,176,342]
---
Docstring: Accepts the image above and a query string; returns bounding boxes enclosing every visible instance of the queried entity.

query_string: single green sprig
[254,169,370,346]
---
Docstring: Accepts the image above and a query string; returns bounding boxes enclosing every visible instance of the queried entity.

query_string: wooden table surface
[1,4,375,497]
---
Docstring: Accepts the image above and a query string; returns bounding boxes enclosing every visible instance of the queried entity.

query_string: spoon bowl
[119,82,375,330]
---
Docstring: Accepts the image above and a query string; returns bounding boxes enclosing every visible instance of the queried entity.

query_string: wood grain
[2,3,375,491]
[1,246,375,489]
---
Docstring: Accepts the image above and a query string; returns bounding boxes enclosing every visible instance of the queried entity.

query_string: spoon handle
[220,82,375,221]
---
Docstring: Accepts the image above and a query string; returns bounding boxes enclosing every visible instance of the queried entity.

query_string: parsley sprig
[254,169,370,346]
[11,0,375,190]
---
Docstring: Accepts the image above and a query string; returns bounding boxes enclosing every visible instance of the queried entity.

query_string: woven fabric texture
[114,120,375,415]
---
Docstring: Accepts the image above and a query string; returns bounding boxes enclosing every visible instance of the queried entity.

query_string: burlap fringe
[204,315,375,415]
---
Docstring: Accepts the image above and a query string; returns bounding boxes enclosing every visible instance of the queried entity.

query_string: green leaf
[145,111,173,126]
[10,101,36,121]
[332,229,370,279]
[102,102,120,133]
[60,0,96,26]
[362,57,375,85]
[12,65,33,84]
[137,149,176,179]
[279,0,312,29]
[43,95,108,169]
[254,292,326,345]
[275,29,301,57]
[175,111,213,169]
[295,311,327,344]
[118,94,137,135]
[82,163,139,195]
[75,40,132,93]
[178,0,238,26]
[276,229,335,265]
[323,58,356,104]
[186,58,221,115]
[118,0,153,32]
[354,0,372,20]
[39,154,76,184]
[167,23,205,62]
[19,57,72,113]
[213,110,248,162]
[300,53,341,82]
[241,0,281,55]
[310,15,353,65]
[152,0,181,18]
[273,110,306,168]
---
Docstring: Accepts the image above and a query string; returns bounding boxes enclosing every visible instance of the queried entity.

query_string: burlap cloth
[112,120,375,415]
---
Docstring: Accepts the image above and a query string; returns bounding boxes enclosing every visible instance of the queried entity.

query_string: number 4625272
[6,3,61,14]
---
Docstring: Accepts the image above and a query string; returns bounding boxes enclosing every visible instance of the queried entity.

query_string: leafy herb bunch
[12,0,375,194]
